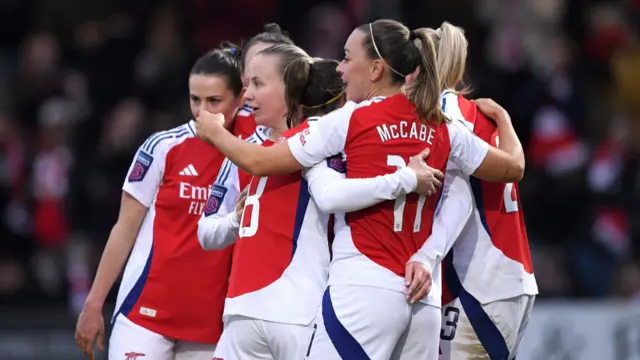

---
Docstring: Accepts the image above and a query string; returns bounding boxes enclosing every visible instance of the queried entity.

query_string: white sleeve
[287,102,356,167]
[447,119,490,176]
[197,158,242,250]
[122,134,168,207]
[305,154,418,214]
[408,168,473,273]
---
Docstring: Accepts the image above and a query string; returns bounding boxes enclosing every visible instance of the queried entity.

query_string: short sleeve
[122,135,168,207]
[441,91,475,175]
[287,102,356,167]
[447,119,490,176]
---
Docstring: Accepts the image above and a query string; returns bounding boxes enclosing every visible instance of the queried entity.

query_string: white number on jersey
[387,155,427,232]
[503,182,518,213]
[239,176,268,238]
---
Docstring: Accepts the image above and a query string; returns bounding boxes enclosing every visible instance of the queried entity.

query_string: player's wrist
[408,252,434,275]
[230,211,240,228]
[400,167,419,192]
[84,295,105,311]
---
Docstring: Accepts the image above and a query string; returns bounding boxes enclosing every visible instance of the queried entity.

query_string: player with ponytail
[196,19,525,359]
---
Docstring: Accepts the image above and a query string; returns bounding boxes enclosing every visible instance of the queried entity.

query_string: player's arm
[447,114,524,183]
[305,155,420,214]
[86,192,148,308]
[85,141,165,309]
[471,98,524,181]
[409,166,473,273]
[195,105,353,176]
[77,137,166,358]
[198,159,243,250]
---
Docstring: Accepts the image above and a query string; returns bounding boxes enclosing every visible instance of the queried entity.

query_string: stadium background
[0,0,639,359]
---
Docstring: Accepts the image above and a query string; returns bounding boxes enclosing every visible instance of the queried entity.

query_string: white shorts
[213,315,313,360]
[306,285,441,360]
[439,294,535,360]
[109,314,215,360]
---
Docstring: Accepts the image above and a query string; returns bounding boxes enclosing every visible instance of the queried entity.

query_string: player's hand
[75,304,105,360]
[405,261,433,304]
[408,148,443,196]
[472,98,510,123]
[195,110,225,145]
[235,186,249,218]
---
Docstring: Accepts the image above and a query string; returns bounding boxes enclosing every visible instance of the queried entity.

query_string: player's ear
[370,59,384,82]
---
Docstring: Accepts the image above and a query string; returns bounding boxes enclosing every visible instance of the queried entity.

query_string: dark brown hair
[257,44,345,128]
[357,19,445,124]
[283,58,345,127]
[190,41,243,96]
[240,23,294,71]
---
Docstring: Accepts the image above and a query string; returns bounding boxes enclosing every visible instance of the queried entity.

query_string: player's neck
[367,85,403,100]
[269,123,288,141]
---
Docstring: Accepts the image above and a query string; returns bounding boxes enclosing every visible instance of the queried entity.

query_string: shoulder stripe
[216,158,233,185]
[142,125,187,150]
[144,127,190,154]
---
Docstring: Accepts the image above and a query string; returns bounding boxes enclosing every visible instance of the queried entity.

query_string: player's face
[337,29,374,103]
[244,54,287,129]
[242,42,275,87]
[189,74,243,128]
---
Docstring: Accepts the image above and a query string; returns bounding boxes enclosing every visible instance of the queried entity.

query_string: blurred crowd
[1,0,640,314]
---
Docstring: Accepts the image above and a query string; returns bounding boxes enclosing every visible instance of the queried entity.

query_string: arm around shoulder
[448,117,524,183]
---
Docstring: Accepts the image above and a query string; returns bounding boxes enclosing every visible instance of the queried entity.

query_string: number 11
[387,155,427,233]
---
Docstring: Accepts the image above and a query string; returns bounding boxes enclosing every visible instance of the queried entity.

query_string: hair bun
[409,30,418,41]
[263,22,289,37]
[219,40,242,59]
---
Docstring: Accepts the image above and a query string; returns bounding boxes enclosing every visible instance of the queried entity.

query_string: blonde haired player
[408,22,538,360]
[196,19,526,360]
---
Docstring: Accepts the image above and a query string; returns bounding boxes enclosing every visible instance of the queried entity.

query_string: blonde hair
[416,22,469,95]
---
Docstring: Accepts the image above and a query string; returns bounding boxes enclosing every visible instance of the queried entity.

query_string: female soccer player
[196,19,525,360]
[233,23,295,134]
[197,43,439,360]
[74,46,252,360]
[414,23,537,360]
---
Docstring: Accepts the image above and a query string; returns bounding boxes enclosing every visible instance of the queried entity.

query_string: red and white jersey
[115,120,245,344]
[197,126,271,250]
[234,105,258,139]
[440,91,538,305]
[223,121,332,326]
[287,95,490,308]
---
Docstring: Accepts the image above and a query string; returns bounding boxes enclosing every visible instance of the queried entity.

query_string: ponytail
[406,30,446,124]
[283,57,311,128]
[434,22,469,94]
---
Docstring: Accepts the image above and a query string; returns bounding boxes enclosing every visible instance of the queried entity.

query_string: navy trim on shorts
[322,287,371,360]
[444,252,510,360]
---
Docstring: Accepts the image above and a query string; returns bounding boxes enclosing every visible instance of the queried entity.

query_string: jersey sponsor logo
[124,352,145,360]
[128,152,153,182]
[179,182,213,215]
[204,184,228,217]
[298,128,310,145]
[326,155,346,173]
